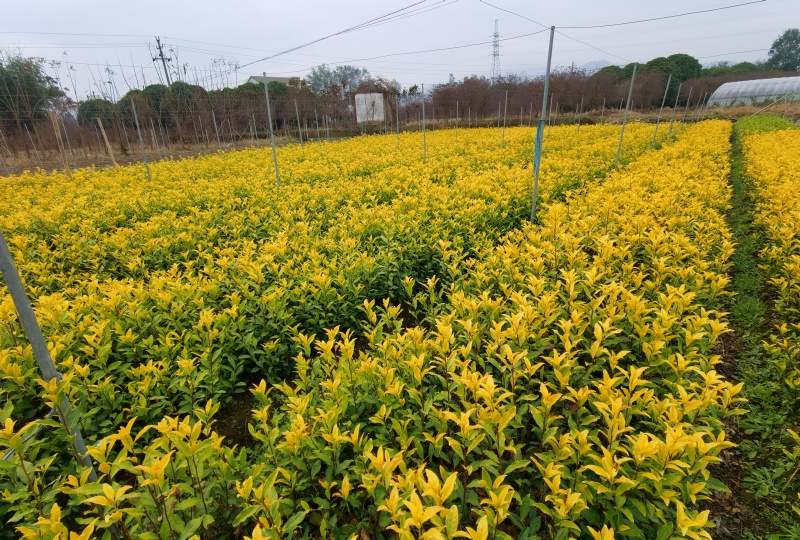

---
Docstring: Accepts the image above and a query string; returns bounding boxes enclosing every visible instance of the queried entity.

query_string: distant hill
[583,60,617,74]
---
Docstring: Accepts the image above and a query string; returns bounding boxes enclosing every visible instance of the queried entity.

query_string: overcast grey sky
[1,0,797,99]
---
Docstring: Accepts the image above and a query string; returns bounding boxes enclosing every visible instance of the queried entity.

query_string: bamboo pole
[48,111,71,177]
[24,125,43,168]
[97,118,117,166]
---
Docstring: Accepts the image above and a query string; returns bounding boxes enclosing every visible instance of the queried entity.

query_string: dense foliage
[0,123,669,538]
[0,53,64,130]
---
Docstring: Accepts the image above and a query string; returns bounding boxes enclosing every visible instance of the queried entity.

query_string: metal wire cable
[559,0,767,29]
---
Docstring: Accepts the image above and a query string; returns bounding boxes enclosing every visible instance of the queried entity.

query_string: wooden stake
[49,111,71,177]
[97,118,117,166]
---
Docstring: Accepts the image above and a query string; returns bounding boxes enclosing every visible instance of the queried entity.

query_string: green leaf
[233,505,261,526]
[504,459,531,475]
[656,522,673,540]
[284,510,307,534]
[179,516,205,540]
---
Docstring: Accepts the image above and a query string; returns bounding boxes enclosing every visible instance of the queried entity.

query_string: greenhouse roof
[709,76,800,106]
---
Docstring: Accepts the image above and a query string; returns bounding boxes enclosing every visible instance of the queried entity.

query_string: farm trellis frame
[0,70,766,176]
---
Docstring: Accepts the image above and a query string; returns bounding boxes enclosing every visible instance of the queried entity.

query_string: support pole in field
[211,111,222,152]
[651,73,672,149]
[149,121,162,160]
[422,84,427,164]
[692,92,705,120]
[198,116,208,149]
[165,127,174,154]
[148,119,160,158]
[0,230,100,483]
[396,96,401,149]
[157,119,170,156]
[0,152,8,176]
[783,92,794,118]
[577,95,584,133]
[192,117,200,148]
[668,82,683,136]
[94,125,103,154]
[294,100,304,156]
[455,101,459,142]
[0,129,11,157]
[681,87,694,128]
[600,98,606,125]
[97,119,117,166]
[48,111,71,177]
[530,25,555,223]
[24,125,43,169]
[615,63,637,170]
[262,73,281,188]
[547,98,554,136]
[119,121,131,153]
[59,116,76,168]
[314,109,321,143]
[130,98,151,181]
[0,130,11,173]
[699,92,709,118]
[501,89,508,147]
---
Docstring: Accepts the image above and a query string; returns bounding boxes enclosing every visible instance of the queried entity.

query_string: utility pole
[153,36,172,86]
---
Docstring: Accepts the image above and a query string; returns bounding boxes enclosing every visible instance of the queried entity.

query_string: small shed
[709,76,800,106]
[355,93,392,124]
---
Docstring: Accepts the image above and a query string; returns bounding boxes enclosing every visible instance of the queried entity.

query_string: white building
[355,93,391,123]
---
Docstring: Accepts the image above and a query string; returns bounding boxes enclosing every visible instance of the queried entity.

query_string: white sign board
[355,93,385,123]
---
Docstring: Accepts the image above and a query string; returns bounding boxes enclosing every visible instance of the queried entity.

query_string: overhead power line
[478,0,767,65]
[478,0,766,30]
[478,0,547,28]
[698,48,769,59]
[554,30,630,63]
[559,0,767,29]
[237,0,435,70]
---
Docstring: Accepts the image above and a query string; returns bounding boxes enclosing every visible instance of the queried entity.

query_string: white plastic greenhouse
[709,76,800,106]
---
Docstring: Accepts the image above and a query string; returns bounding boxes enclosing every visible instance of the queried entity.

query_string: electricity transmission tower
[491,20,501,81]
